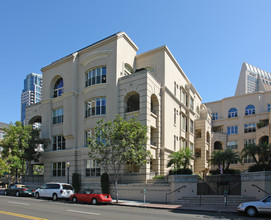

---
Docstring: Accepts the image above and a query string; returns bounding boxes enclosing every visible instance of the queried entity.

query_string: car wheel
[72,196,77,203]
[52,193,58,201]
[91,198,98,205]
[15,191,20,197]
[4,191,8,196]
[246,206,257,217]
[35,192,40,199]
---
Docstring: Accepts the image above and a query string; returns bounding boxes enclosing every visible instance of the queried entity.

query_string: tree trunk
[114,177,118,203]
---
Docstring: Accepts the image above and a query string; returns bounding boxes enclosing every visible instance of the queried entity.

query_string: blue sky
[1,0,271,124]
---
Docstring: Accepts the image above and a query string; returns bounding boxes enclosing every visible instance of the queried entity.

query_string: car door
[38,184,47,197]
[258,196,271,214]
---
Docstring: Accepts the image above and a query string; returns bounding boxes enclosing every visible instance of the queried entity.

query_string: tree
[210,149,241,173]
[242,143,271,169]
[0,121,45,180]
[88,115,151,202]
[167,148,194,170]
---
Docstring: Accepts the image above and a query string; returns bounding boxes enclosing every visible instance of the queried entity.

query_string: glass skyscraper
[21,73,42,124]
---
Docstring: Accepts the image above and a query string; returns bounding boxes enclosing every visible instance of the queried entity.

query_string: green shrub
[169,168,192,175]
[101,173,110,194]
[248,164,271,172]
[72,173,81,193]
[209,169,240,175]
[153,175,164,179]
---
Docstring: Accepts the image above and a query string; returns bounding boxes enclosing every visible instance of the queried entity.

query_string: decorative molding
[80,50,112,66]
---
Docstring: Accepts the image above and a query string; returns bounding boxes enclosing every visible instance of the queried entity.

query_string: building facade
[25,32,211,185]
[205,63,271,171]
[21,73,42,125]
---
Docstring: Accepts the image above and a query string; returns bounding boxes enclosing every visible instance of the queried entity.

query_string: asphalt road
[0,195,269,220]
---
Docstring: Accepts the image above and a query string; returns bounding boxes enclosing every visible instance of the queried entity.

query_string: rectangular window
[174,135,177,151]
[181,90,187,106]
[85,160,100,177]
[190,119,194,134]
[244,139,256,146]
[212,113,218,120]
[174,108,176,125]
[190,97,194,111]
[268,104,271,112]
[174,82,176,96]
[52,135,65,151]
[85,97,106,118]
[227,126,238,135]
[52,108,63,124]
[227,141,238,149]
[85,129,95,147]
[52,162,66,177]
[244,123,256,133]
[181,115,187,131]
[244,155,255,164]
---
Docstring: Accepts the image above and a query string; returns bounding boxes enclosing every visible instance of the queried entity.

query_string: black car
[4,184,34,197]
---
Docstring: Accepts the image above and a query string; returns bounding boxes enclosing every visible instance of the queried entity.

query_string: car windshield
[63,185,73,190]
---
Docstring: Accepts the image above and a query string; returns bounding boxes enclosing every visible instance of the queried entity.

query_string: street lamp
[66,162,70,184]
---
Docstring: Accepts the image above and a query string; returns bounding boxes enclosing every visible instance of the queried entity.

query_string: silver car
[34,182,74,201]
[237,195,271,217]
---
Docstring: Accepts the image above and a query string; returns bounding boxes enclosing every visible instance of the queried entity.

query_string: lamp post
[66,162,70,184]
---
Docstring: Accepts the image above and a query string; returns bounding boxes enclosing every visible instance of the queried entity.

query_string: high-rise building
[235,62,271,96]
[21,73,42,124]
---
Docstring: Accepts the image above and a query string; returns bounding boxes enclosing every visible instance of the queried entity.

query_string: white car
[237,195,271,217]
[34,182,74,201]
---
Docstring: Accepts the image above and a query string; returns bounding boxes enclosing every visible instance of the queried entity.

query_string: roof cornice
[41,32,138,72]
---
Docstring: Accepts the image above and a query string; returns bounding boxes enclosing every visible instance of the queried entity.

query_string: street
[0,195,269,220]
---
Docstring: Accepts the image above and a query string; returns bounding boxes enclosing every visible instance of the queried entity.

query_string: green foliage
[248,164,271,172]
[88,115,150,202]
[72,173,81,193]
[167,148,195,170]
[242,143,271,167]
[153,175,164,179]
[0,121,45,176]
[169,168,193,175]
[210,149,241,173]
[209,169,240,175]
[0,158,9,176]
[100,173,110,194]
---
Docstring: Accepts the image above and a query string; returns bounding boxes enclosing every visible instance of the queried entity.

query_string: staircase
[175,195,257,206]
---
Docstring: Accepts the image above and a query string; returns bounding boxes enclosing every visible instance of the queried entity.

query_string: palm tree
[241,144,260,166]
[167,148,194,170]
[210,149,241,173]
[167,151,183,169]
[182,147,195,169]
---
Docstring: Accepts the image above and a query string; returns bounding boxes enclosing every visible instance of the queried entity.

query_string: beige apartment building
[205,63,271,171]
[25,32,211,185]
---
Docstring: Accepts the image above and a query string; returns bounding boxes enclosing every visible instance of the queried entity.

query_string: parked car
[237,195,271,217]
[70,189,112,205]
[34,182,74,201]
[4,184,34,197]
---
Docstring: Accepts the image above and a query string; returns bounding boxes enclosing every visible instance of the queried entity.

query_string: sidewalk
[112,199,237,213]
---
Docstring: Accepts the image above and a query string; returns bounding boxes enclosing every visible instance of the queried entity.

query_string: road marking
[8,201,30,206]
[0,210,48,220]
[67,209,101,216]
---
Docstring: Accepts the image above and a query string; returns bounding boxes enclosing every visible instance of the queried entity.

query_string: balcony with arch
[125,92,140,120]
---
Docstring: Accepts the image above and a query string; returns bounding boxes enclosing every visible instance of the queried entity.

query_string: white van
[35,182,74,201]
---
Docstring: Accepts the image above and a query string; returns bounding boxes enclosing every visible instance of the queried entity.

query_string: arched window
[245,105,255,115]
[228,108,238,118]
[214,141,223,150]
[53,78,63,98]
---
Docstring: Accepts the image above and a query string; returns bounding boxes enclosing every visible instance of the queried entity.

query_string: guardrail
[165,185,186,204]
[252,184,270,195]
